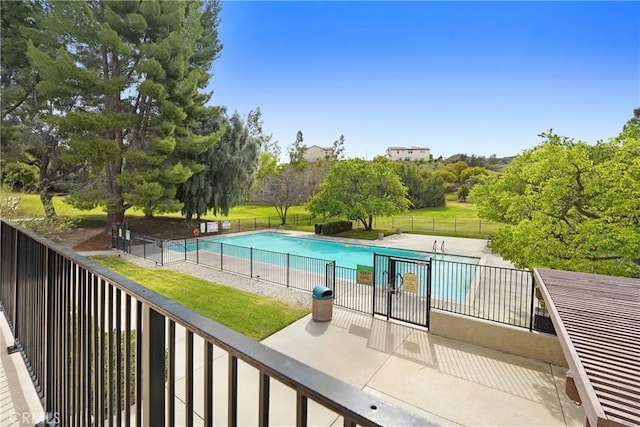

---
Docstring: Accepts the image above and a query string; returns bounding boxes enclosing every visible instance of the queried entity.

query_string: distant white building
[303,145,334,162]
[385,146,431,161]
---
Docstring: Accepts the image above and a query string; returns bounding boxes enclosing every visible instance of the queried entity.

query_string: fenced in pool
[114,230,537,330]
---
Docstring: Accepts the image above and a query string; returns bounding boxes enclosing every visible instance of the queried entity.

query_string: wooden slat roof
[534,269,640,427]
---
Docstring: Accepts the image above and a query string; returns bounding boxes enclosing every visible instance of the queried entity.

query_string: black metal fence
[116,230,539,331]
[431,260,535,329]
[372,216,498,237]
[1,219,435,426]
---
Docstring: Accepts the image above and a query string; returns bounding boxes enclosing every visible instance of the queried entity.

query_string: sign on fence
[207,221,218,233]
[357,265,374,285]
[403,273,418,293]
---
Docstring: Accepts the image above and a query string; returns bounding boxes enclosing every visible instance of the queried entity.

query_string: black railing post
[142,304,166,426]
[10,227,18,337]
[43,247,53,420]
[529,272,536,332]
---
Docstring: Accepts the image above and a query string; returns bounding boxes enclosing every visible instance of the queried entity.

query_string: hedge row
[321,221,353,235]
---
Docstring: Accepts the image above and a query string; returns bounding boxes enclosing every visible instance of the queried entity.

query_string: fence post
[286,254,290,288]
[479,220,482,235]
[142,304,166,426]
[432,218,435,231]
[250,248,253,278]
[529,272,536,332]
[184,238,187,261]
[196,239,199,265]
[454,218,457,233]
[160,240,164,266]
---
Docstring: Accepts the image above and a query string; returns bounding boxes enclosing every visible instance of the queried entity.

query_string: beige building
[386,146,431,161]
[303,145,334,162]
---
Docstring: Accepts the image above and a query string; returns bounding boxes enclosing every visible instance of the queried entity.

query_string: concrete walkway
[0,314,45,427]
[261,308,584,426]
[163,306,584,426]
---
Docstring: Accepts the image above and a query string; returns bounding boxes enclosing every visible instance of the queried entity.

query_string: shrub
[321,220,352,235]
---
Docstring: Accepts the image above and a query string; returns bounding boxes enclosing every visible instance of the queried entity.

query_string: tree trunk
[104,52,125,231]
[358,217,368,230]
[39,186,56,219]
[38,148,57,219]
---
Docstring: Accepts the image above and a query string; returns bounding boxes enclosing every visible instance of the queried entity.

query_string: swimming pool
[199,232,476,267]
[185,232,479,301]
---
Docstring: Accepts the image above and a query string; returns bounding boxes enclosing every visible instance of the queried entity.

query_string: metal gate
[373,254,432,328]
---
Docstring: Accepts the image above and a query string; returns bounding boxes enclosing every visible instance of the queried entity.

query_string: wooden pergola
[534,268,640,427]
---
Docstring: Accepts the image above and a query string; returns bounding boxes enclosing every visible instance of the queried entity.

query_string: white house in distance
[385,146,431,161]
[303,145,334,162]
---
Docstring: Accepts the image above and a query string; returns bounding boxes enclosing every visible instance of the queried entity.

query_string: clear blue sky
[209,1,640,160]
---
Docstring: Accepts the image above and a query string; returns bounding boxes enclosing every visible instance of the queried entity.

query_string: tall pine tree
[26,0,223,226]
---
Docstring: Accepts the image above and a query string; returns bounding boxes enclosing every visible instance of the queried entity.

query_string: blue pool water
[198,232,476,268]
[186,232,479,301]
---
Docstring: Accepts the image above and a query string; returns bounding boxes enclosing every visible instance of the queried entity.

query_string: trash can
[312,285,333,322]
[314,224,323,235]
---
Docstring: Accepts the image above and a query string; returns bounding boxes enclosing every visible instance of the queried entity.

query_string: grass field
[2,191,499,237]
[89,255,310,341]
[1,192,308,222]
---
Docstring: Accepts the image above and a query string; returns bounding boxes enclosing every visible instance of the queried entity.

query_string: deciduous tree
[470,127,640,278]
[330,134,346,161]
[254,165,313,224]
[179,108,258,222]
[287,130,307,167]
[307,157,410,230]
[247,107,280,190]
[394,162,445,208]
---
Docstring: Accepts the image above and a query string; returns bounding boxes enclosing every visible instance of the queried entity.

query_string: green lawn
[2,192,307,222]
[89,255,310,341]
[402,201,479,218]
[3,191,498,237]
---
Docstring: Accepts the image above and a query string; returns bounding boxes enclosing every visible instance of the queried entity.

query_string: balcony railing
[0,220,434,426]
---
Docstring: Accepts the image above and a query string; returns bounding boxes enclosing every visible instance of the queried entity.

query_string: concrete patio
[261,308,584,426]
